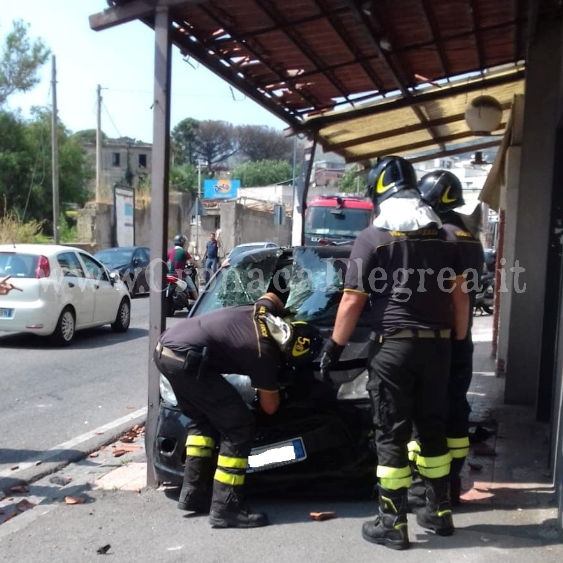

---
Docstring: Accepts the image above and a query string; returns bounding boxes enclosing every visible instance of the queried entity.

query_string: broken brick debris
[64,496,86,505]
[9,485,29,494]
[309,511,337,521]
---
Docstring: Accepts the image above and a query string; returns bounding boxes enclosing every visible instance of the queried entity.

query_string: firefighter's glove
[319,338,345,383]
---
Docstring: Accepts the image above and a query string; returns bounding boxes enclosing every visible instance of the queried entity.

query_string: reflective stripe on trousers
[377,465,412,490]
[214,454,248,486]
[186,434,216,458]
[416,452,452,479]
[407,440,421,463]
[447,436,470,459]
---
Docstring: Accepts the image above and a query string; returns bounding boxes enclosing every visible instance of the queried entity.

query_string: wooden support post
[146,6,172,488]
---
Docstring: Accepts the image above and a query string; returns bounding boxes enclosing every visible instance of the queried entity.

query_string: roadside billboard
[203,178,240,199]
[113,185,135,247]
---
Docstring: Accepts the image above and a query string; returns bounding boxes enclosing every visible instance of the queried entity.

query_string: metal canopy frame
[91,0,560,161]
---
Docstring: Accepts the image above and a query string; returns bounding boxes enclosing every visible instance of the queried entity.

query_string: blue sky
[1,0,286,142]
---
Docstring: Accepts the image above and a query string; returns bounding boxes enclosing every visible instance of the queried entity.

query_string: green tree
[193,120,237,170]
[169,163,198,193]
[171,117,199,165]
[232,160,293,187]
[72,128,108,144]
[339,166,367,193]
[0,108,92,234]
[236,125,292,162]
[0,20,50,105]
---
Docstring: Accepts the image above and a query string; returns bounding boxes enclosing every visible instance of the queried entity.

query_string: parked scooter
[165,260,198,317]
[474,271,495,315]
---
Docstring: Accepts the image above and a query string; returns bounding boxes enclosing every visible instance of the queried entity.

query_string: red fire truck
[303,195,375,246]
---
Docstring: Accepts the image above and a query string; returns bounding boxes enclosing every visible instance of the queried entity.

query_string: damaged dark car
[154,246,376,492]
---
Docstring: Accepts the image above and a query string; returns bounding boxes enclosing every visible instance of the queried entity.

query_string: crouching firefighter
[154,293,322,529]
[319,156,470,550]
[418,170,484,505]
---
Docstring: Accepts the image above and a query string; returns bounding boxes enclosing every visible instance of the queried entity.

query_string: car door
[55,251,94,326]
[132,247,150,293]
[79,253,121,324]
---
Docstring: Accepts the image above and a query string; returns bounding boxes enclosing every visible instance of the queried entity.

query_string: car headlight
[159,374,178,406]
[223,374,256,404]
[337,370,369,401]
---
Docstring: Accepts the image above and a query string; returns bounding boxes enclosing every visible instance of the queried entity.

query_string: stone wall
[219,201,292,256]
[77,193,292,255]
[77,192,193,250]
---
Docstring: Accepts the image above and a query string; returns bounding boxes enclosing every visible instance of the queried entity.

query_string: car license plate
[247,437,307,473]
[0,308,14,319]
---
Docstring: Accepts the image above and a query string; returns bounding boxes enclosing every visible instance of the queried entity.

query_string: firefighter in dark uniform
[418,170,484,505]
[154,292,322,529]
[319,156,470,550]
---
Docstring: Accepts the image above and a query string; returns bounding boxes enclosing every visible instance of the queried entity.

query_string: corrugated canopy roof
[92,0,560,161]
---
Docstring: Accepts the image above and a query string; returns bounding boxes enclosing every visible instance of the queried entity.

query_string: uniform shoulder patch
[455,230,472,238]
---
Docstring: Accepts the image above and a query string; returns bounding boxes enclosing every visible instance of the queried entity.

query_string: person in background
[202,232,220,284]
[168,234,198,300]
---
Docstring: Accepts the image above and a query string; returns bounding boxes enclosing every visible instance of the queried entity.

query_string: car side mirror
[109,272,119,285]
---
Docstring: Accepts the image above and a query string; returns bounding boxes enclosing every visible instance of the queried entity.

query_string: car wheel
[483,305,493,315]
[50,307,76,346]
[112,299,131,333]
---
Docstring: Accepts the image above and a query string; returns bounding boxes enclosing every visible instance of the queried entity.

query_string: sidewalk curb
[0,412,147,495]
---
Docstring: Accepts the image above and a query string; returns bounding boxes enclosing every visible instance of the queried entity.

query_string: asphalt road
[0,296,173,474]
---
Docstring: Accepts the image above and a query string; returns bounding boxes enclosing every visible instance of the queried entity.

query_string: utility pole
[51,55,60,244]
[196,160,202,256]
[96,84,103,202]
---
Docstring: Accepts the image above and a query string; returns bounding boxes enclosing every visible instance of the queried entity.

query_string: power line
[102,101,122,138]
[104,86,239,100]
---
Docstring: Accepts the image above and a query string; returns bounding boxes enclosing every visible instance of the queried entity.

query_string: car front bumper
[154,398,375,488]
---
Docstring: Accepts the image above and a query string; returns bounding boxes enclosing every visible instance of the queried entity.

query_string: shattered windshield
[192,246,368,326]
[284,247,347,325]
[193,250,281,315]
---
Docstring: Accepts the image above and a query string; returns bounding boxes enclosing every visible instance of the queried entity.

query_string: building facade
[82,137,152,193]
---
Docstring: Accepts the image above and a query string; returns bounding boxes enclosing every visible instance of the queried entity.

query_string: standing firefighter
[319,156,469,550]
[419,170,484,505]
[154,293,321,528]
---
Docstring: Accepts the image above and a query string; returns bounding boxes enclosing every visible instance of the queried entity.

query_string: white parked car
[0,244,131,346]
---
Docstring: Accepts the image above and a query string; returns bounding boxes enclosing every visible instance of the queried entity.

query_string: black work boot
[449,458,465,507]
[361,486,409,550]
[209,481,269,529]
[407,474,426,511]
[416,477,454,536]
[177,456,213,513]
[209,505,269,528]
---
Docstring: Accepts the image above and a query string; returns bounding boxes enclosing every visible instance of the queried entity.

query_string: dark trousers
[154,351,255,511]
[446,335,474,464]
[204,258,218,284]
[367,337,451,490]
